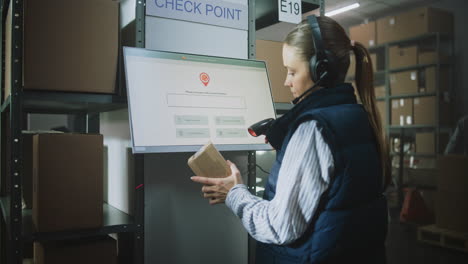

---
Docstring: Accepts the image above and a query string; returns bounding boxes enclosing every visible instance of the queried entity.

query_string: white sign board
[278,0,302,24]
[147,0,248,30]
[123,47,276,153]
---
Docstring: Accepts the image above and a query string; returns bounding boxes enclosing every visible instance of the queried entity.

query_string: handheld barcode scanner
[248,118,275,137]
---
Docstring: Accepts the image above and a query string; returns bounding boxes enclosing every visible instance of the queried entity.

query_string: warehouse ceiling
[256,0,441,41]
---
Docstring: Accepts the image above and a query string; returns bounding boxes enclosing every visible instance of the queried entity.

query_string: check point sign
[278,0,302,24]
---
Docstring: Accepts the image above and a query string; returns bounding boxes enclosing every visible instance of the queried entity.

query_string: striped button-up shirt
[226,120,334,245]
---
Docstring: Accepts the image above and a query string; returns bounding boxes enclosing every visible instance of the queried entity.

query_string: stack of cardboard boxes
[436,156,468,233]
[3,0,120,262]
[349,6,453,155]
[3,0,119,100]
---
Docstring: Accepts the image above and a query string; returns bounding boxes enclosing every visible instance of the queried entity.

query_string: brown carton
[377,7,453,44]
[370,53,378,72]
[413,97,435,125]
[420,67,449,93]
[415,132,435,154]
[390,70,418,95]
[376,101,387,125]
[4,2,12,100]
[349,22,376,48]
[375,85,386,98]
[256,40,292,103]
[435,191,468,233]
[435,156,468,232]
[3,0,119,99]
[33,134,103,232]
[188,142,231,178]
[389,46,418,69]
[34,237,117,264]
[437,155,468,193]
[418,51,449,65]
[391,99,413,126]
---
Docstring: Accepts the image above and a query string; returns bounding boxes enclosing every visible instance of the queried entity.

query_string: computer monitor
[123,47,276,153]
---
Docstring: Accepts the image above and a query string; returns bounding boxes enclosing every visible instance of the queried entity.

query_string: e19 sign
[278,0,302,24]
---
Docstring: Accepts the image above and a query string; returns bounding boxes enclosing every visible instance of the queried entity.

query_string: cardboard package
[188,142,231,178]
[349,22,377,48]
[389,46,418,69]
[3,2,12,100]
[34,237,117,264]
[418,51,449,65]
[403,168,438,187]
[3,0,119,99]
[377,7,453,44]
[415,132,435,154]
[436,155,468,232]
[375,85,386,98]
[390,70,418,95]
[413,96,450,126]
[391,99,413,126]
[256,40,292,103]
[347,55,355,78]
[370,53,378,72]
[376,101,387,125]
[420,67,449,93]
[33,134,103,232]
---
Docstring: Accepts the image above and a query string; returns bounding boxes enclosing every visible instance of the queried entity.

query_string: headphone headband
[307,15,326,63]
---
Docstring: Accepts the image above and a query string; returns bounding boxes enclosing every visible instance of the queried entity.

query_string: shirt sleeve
[225,120,334,245]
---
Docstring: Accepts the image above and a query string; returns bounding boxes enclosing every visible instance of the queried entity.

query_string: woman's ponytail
[352,42,391,190]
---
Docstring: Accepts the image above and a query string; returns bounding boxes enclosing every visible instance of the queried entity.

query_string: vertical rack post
[134,1,146,263]
[9,0,24,263]
[435,33,441,155]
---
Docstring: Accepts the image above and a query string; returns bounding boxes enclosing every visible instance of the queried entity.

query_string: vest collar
[266,83,357,150]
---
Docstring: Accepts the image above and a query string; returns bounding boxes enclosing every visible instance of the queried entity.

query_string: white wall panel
[145,16,248,59]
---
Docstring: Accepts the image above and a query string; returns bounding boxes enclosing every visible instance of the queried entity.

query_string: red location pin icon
[200,72,210,87]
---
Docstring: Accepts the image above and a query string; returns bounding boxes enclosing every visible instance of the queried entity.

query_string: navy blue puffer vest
[256,83,388,264]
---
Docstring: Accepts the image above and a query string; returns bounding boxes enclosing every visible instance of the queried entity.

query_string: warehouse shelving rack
[368,32,455,207]
[0,0,145,263]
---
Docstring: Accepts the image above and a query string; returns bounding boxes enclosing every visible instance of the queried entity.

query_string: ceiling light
[325,3,360,17]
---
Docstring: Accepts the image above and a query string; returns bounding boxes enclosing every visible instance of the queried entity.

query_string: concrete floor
[386,210,468,264]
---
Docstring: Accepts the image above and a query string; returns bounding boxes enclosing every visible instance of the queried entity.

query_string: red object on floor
[400,188,434,224]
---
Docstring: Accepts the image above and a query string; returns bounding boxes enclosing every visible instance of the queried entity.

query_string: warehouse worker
[445,115,468,154]
[191,15,390,264]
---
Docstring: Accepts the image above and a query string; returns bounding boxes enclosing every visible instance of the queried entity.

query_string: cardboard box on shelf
[347,55,355,78]
[4,2,12,100]
[435,155,468,232]
[376,100,387,125]
[389,46,418,69]
[390,70,418,95]
[415,132,435,154]
[420,67,450,93]
[436,191,468,233]
[3,0,119,99]
[377,7,453,44]
[391,98,413,126]
[413,96,450,126]
[437,155,468,193]
[418,51,450,65]
[403,168,438,187]
[33,133,103,232]
[34,237,117,264]
[370,53,378,72]
[256,40,292,103]
[349,21,376,48]
[375,85,386,98]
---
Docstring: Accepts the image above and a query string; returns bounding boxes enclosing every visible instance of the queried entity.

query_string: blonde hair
[285,17,391,189]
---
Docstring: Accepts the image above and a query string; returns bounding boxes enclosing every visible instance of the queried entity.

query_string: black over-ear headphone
[292,15,338,104]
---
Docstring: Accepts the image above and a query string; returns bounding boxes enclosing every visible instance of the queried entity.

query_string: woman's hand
[191,160,243,205]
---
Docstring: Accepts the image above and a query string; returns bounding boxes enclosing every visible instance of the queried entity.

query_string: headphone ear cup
[309,55,318,83]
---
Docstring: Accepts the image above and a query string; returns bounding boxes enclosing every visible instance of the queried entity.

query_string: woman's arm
[226,120,334,245]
